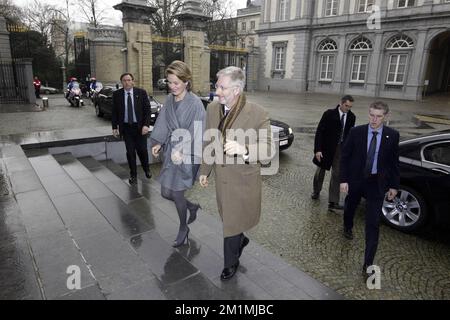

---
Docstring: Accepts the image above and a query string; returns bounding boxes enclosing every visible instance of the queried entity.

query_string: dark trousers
[313,146,341,203]
[343,176,384,267]
[122,123,149,177]
[224,233,245,268]
[35,88,40,98]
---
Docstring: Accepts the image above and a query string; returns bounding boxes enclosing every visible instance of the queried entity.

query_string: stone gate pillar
[176,0,211,95]
[114,0,157,94]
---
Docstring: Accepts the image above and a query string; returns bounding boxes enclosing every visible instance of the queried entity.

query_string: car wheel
[95,104,104,117]
[382,185,428,232]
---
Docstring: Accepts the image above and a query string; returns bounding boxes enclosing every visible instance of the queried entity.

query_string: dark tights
[161,186,197,234]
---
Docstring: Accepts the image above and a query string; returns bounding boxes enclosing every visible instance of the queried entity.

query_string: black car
[94,85,162,125]
[382,130,450,232]
[199,97,294,151]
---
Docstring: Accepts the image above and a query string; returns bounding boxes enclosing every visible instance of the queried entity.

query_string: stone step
[89,159,343,300]
[72,155,231,299]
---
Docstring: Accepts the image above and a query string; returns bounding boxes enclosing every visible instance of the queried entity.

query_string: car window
[100,88,113,96]
[423,142,450,166]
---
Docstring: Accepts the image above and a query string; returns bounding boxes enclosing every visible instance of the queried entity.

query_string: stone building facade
[258,0,450,100]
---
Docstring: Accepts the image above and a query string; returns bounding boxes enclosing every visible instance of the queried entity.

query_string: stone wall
[0,17,12,61]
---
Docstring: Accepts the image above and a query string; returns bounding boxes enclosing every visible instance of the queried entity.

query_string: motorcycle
[66,82,84,108]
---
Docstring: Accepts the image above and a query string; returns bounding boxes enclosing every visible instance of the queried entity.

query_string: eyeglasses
[214,84,237,91]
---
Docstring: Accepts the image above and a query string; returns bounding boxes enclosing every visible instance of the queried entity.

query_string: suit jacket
[313,106,356,170]
[199,100,276,237]
[340,124,400,194]
[111,87,151,135]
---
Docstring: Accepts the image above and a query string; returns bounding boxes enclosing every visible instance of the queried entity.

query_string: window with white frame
[386,35,414,49]
[386,54,408,84]
[318,39,337,81]
[318,39,338,51]
[320,55,335,81]
[349,36,372,82]
[272,42,287,78]
[397,0,415,8]
[250,21,255,30]
[325,0,339,16]
[350,36,373,50]
[279,0,288,21]
[275,46,285,70]
[358,0,374,12]
[351,55,368,82]
[241,22,246,31]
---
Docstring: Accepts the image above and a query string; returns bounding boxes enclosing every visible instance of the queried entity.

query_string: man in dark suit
[112,73,152,184]
[312,95,356,211]
[340,101,399,278]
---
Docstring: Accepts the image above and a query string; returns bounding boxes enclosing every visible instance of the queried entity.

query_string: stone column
[176,0,211,95]
[0,17,12,61]
[114,0,157,94]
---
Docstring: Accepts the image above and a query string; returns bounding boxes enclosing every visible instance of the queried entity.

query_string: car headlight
[288,128,293,135]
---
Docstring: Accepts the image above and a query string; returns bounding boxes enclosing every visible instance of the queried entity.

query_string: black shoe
[187,204,201,225]
[328,202,344,210]
[129,176,137,184]
[172,227,190,248]
[238,236,249,258]
[220,261,239,281]
[343,229,353,240]
[311,192,319,200]
[144,170,152,179]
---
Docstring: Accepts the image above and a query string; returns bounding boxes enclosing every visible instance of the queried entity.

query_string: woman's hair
[216,66,246,93]
[165,60,192,91]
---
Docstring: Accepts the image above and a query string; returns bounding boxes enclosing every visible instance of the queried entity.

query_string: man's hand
[152,144,161,158]
[315,152,323,162]
[340,183,348,194]
[199,175,208,188]
[224,140,247,156]
[171,150,183,165]
[141,126,150,135]
[387,188,398,201]
[112,129,119,138]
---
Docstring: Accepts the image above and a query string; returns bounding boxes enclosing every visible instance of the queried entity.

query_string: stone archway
[423,31,450,96]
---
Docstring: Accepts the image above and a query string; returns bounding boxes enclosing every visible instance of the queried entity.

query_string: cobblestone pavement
[184,91,450,300]
[1,91,450,299]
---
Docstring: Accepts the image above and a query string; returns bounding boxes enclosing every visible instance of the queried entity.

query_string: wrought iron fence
[0,60,29,104]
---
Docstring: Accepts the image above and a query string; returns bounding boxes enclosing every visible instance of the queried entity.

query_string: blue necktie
[365,131,378,176]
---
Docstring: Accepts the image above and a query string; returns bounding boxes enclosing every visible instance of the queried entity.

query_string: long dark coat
[313,105,356,170]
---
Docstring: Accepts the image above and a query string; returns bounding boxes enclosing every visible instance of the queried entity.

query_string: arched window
[349,37,372,83]
[318,39,338,51]
[385,35,414,85]
[318,39,337,81]
[386,35,414,49]
[349,36,372,50]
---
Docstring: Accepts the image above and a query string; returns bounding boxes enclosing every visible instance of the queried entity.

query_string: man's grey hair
[216,66,246,93]
[369,101,389,115]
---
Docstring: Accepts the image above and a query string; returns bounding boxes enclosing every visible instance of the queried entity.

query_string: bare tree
[0,0,23,24]
[22,0,58,46]
[148,0,184,37]
[78,0,106,28]
[201,0,238,45]
[47,0,73,69]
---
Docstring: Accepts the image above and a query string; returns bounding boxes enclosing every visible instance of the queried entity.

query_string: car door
[421,141,450,223]
[98,88,113,115]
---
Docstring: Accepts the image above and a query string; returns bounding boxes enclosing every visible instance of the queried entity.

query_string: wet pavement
[1,91,450,300]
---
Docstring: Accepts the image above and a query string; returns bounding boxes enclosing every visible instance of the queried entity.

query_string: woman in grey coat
[151,60,206,247]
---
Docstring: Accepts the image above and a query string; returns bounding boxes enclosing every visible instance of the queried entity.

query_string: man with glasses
[199,67,275,281]
[312,95,356,212]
